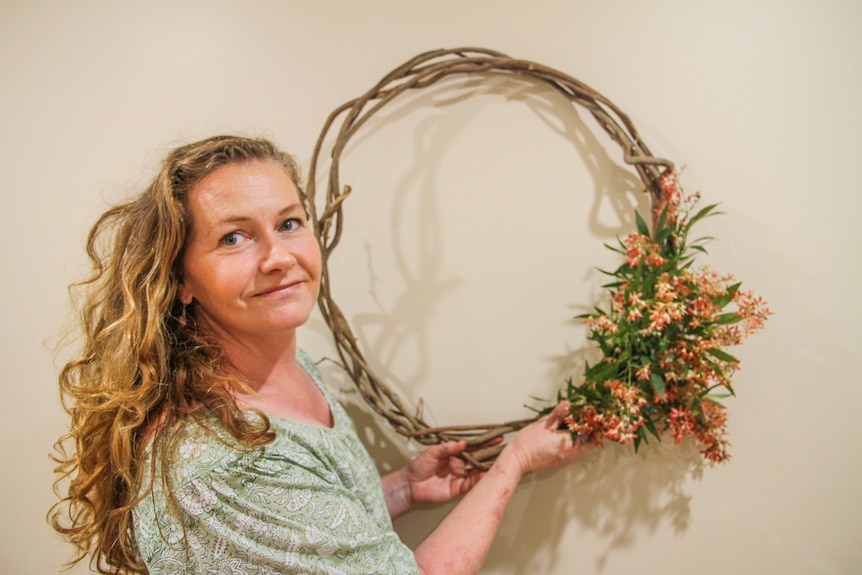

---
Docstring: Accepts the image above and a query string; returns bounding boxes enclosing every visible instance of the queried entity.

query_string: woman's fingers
[545,401,570,427]
[433,440,469,457]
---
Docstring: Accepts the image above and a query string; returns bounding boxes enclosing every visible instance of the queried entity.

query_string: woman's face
[178,160,321,342]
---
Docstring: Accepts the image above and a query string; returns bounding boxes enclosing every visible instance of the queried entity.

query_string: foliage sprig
[555,172,770,462]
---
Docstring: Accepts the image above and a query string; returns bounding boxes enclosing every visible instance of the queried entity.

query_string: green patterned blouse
[133,350,420,575]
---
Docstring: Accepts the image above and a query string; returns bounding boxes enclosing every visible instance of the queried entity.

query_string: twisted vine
[305,47,674,466]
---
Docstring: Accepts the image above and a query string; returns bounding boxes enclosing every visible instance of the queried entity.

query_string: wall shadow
[328,73,650,402]
[485,439,705,573]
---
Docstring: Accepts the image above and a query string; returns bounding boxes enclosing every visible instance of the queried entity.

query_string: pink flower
[635,364,651,381]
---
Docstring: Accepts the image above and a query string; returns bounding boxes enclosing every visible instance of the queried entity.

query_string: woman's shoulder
[153,411,346,488]
[145,415,252,486]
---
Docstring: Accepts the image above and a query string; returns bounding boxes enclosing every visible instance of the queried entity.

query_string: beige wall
[2,1,860,573]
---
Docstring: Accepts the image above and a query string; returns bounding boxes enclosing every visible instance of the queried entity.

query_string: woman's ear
[177,282,193,306]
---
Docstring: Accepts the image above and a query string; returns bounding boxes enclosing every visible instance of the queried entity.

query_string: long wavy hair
[49,135,305,574]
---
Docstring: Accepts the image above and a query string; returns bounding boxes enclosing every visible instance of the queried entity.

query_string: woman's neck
[220,334,299,391]
[217,332,333,428]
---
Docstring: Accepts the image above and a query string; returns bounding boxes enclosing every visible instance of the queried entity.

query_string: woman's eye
[280,218,302,232]
[220,232,244,246]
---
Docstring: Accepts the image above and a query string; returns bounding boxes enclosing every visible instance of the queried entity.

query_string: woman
[50,135,592,574]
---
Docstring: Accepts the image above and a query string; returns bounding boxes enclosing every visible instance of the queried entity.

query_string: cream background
[2,1,860,574]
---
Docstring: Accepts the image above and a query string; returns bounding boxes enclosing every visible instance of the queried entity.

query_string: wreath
[305,47,770,468]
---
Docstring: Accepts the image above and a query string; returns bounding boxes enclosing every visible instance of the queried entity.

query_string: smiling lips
[253,278,306,297]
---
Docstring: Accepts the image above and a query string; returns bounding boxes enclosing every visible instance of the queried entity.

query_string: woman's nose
[259,236,296,273]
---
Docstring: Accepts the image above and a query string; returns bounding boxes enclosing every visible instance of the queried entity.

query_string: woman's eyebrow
[213,203,303,226]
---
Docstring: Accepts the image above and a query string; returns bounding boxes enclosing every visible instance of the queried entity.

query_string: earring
[178,303,188,328]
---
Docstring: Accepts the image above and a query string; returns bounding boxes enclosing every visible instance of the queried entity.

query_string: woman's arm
[412,448,522,574]
[384,403,593,575]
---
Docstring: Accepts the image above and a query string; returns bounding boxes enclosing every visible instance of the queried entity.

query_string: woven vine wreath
[304,47,769,467]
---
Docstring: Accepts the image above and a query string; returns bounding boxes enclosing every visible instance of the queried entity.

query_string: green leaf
[713,282,743,309]
[707,347,739,363]
[681,258,696,270]
[603,242,626,255]
[716,312,742,325]
[635,210,651,238]
[684,204,723,234]
[634,426,649,452]
[699,383,727,397]
[585,360,621,383]
[713,295,732,309]
[644,417,661,440]
[690,235,717,246]
[649,373,666,400]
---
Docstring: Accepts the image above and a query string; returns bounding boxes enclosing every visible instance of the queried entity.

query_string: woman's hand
[412,402,593,574]
[501,401,594,478]
[406,441,484,505]
[382,441,484,519]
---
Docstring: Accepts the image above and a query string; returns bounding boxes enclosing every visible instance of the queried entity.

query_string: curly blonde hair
[49,135,304,574]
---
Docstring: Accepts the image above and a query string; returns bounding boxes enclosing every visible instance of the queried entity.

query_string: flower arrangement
[554,171,770,462]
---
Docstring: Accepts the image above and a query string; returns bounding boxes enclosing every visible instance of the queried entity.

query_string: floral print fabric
[133,350,420,575]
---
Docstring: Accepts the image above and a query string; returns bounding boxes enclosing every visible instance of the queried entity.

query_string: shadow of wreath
[325,74,649,407]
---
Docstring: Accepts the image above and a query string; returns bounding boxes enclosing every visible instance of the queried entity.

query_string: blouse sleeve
[134,427,420,575]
